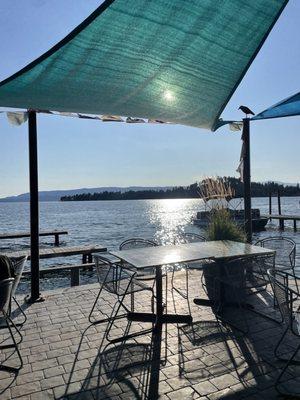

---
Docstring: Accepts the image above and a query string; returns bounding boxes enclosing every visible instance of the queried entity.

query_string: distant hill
[0,186,171,202]
[1,179,299,202]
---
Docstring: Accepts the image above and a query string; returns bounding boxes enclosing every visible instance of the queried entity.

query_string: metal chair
[214,254,277,332]
[119,238,158,280]
[171,233,206,299]
[267,269,300,398]
[89,254,154,343]
[119,238,169,363]
[255,237,296,272]
[119,238,164,313]
[10,256,28,326]
[0,278,23,370]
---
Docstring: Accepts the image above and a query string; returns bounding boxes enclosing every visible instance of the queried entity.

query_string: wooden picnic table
[0,230,68,246]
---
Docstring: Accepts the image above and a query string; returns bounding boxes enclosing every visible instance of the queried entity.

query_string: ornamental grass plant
[207,208,246,242]
[200,177,246,242]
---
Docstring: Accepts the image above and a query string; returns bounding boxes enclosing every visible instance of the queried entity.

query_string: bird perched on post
[238,105,255,118]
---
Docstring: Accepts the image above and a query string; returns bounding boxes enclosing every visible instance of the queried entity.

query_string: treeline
[61,178,300,201]
[61,184,199,201]
[226,178,300,198]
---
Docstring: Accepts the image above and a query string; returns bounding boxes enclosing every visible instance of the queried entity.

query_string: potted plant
[200,178,246,304]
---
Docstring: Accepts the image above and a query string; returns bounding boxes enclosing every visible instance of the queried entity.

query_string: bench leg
[71,269,80,286]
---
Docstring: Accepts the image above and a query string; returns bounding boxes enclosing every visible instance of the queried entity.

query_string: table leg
[127,264,192,325]
[155,266,163,328]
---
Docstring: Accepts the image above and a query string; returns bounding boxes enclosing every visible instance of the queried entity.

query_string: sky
[0,0,299,198]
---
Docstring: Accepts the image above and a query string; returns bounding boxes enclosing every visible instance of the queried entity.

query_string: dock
[261,214,300,231]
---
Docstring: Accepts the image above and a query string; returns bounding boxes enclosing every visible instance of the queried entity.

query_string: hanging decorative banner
[37,110,163,124]
[1,108,167,125]
[236,131,246,182]
[6,111,28,126]
[229,121,243,131]
[101,115,123,122]
[126,117,146,123]
[148,119,165,124]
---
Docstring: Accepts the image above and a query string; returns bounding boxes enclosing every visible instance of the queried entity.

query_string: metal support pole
[27,110,42,302]
[242,118,252,243]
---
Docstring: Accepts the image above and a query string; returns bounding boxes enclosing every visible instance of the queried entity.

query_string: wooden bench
[22,263,95,287]
[4,244,107,262]
[5,244,107,286]
[0,230,68,246]
[4,244,107,288]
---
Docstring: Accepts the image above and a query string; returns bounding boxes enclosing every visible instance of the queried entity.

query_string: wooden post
[242,118,252,242]
[269,192,272,221]
[54,233,59,247]
[277,189,284,230]
[71,268,80,286]
[27,110,42,302]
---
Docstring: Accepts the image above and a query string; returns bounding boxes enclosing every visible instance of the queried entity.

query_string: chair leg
[275,343,300,397]
[0,313,23,370]
[9,315,23,343]
[164,272,168,364]
[89,284,105,324]
[131,291,135,312]
[274,325,296,362]
[13,297,27,325]
[171,269,188,299]
[171,265,186,299]
[171,267,175,289]
[185,269,189,299]
[106,287,155,344]
[201,272,208,295]
[105,285,131,342]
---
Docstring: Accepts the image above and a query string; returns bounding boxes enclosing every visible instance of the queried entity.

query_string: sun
[163,90,174,102]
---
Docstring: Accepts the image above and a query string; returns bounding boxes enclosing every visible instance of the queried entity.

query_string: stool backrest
[268,269,292,326]
[256,237,296,267]
[181,233,206,243]
[119,238,157,250]
[11,256,28,297]
[94,254,134,295]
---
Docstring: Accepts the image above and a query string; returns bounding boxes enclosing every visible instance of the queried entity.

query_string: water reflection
[147,199,203,245]
[0,196,299,278]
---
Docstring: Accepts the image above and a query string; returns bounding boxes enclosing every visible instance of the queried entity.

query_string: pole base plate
[25,294,45,304]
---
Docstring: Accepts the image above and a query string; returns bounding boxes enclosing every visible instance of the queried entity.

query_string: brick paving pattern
[0,270,299,399]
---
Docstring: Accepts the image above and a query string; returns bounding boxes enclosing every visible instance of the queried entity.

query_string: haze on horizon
[0,0,299,198]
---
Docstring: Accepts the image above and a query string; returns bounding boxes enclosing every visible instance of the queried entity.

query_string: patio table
[111,240,275,328]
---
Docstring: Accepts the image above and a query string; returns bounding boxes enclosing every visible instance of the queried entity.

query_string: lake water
[0,197,299,291]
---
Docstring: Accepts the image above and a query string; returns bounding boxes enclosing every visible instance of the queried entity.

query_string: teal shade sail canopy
[253,91,300,121]
[0,0,287,130]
